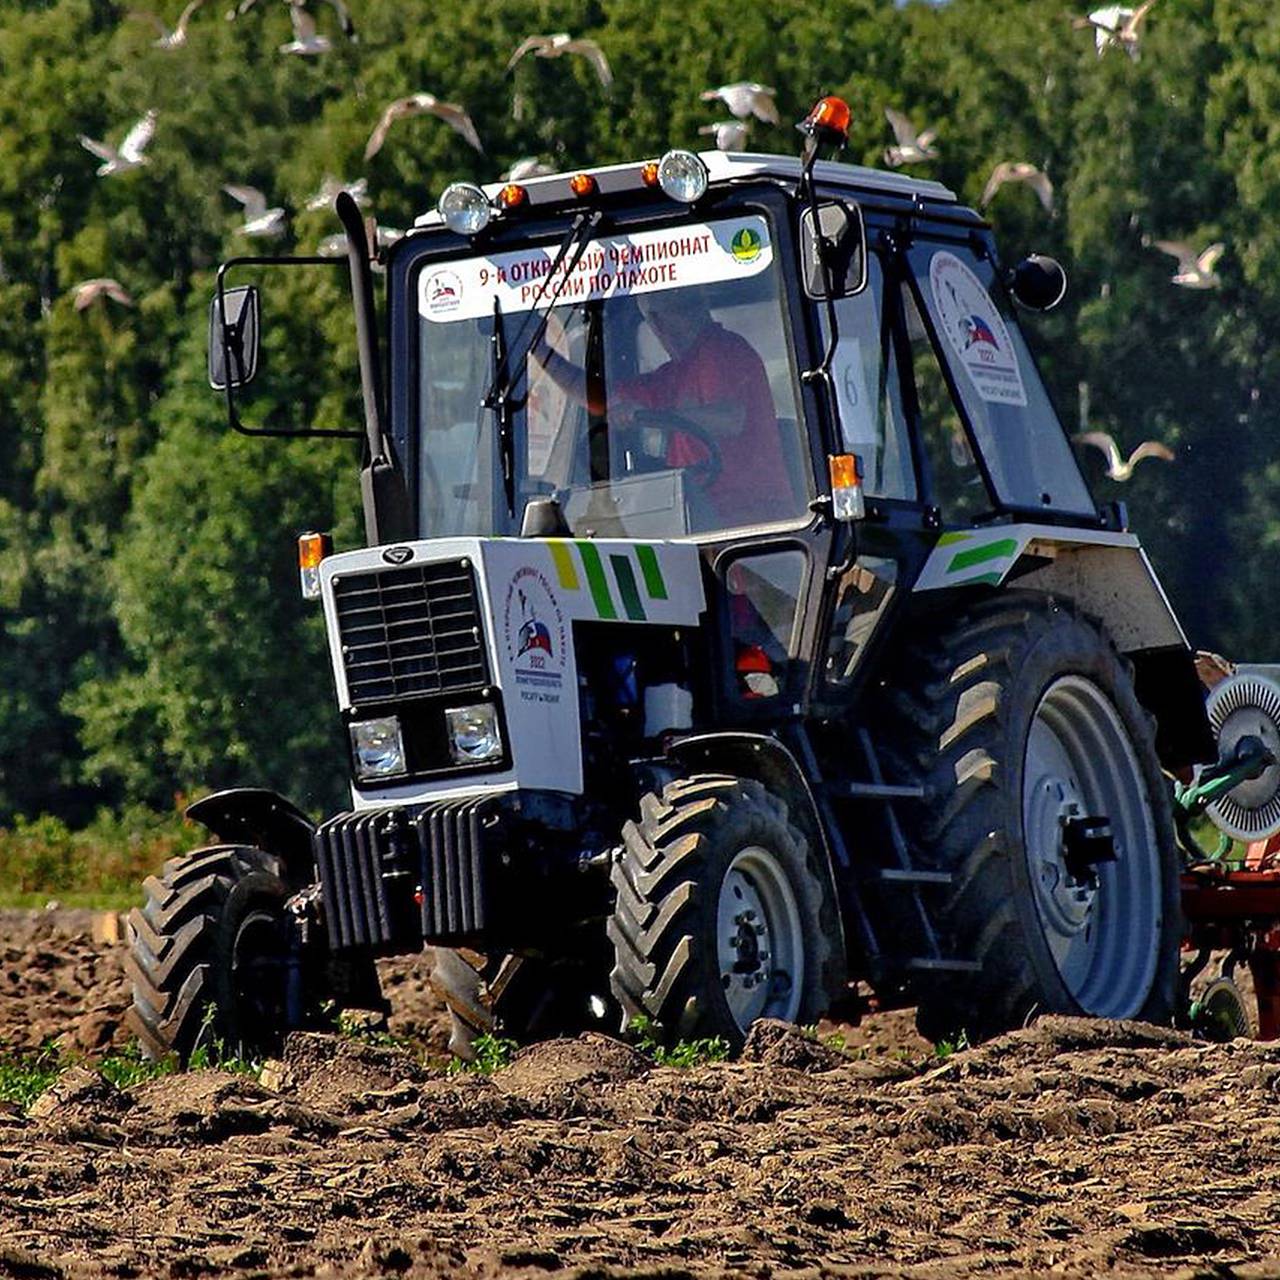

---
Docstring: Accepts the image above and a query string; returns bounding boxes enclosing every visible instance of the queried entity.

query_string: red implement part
[1183,839,1280,1039]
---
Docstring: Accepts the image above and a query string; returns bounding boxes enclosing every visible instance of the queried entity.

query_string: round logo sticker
[424,268,463,316]
[928,251,1028,407]
[503,566,567,704]
[730,226,763,264]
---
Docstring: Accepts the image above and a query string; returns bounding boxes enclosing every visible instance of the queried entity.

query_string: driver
[538,287,794,526]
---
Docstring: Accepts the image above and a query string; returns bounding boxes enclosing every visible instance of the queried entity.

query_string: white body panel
[913,523,1187,653]
[319,537,706,808]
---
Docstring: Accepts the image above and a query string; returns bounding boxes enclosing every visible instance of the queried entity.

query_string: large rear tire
[126,845,297,1062]
[607,774,843,1051]
[881,593,1182,1043]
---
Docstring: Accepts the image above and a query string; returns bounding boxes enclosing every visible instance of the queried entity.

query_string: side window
[725,549,806,699]
[823,254,916,502]
[900,282,992,523]
[907,243,1096,518]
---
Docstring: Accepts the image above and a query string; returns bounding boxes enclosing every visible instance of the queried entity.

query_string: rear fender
[664,732,847,961]
[185,788,316,882]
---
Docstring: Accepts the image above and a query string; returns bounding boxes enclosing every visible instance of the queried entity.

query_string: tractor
[129,97,1251,1063]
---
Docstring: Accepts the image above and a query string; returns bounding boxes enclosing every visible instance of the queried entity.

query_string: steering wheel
[625,407,724,489]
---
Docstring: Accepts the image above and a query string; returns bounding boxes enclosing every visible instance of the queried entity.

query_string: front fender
[185,788,316,880]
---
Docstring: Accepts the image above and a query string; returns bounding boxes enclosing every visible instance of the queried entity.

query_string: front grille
[332,559,487,705]
[315,801,493,951]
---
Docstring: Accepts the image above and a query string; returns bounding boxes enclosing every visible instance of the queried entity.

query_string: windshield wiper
[482,210,604,514]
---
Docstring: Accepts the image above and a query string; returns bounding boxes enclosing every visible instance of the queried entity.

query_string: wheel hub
[1021,675,1161,1017]
[715,847,805,1030]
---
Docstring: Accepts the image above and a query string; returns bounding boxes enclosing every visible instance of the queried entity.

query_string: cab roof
[411,150,957,230]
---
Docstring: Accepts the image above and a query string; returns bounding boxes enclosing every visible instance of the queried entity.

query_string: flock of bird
[71,0,1204,481]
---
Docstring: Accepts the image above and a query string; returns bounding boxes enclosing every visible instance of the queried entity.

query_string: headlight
[438,182,492,235]
[445,703,503,765]
[657,150,708,203]
[350,717,406,780]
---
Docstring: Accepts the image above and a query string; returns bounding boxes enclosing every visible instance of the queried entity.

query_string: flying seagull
[317,225,403,257]
[981,161,1054,214]
[501,156,554,180]
[365,93,483,160]
[700,82,779,125]
[79,110,157,176]
[303,175,368,211]
[506,32,612,88]
[883,107,938,167]
[1150,238,1225,289]
[73,278,135,311]
[228,0,354,40]
[224,184,287,236]
[128,0,207,48]
[699,120,750,152]
[1074,431,1174,481]
[279,2,329,54]
[1071,1,1157,59]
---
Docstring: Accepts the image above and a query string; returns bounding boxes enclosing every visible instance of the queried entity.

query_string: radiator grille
[332,559,487,705]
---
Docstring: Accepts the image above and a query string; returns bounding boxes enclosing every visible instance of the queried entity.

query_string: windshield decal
[928,251,1028,407]
[419,216,774,323]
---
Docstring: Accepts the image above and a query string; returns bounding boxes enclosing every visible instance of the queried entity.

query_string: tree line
[0,0,1275,826]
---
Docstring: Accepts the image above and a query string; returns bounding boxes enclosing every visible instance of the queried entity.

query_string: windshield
[415,214,811,540]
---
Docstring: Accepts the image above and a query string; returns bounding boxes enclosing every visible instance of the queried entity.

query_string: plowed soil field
[2,908,1279,1279]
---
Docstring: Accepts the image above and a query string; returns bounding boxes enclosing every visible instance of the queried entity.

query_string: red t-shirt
[618,322,795,526]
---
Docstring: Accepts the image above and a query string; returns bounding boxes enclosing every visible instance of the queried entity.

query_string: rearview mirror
[208,284,260,390]
[1008,255,1067,312]
[800,201,867,300]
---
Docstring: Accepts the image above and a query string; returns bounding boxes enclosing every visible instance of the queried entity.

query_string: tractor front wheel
[607,774,843,1051]
[127,845,299,1062]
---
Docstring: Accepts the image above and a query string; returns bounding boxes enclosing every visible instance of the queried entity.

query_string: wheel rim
[230,906,289,1046]
[1022,675,1161,1017]
[716,845,805,1030]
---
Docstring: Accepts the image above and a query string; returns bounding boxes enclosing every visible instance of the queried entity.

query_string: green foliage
[933,1029,971,1060]
[0,1042,66,1109]
[627,1014,730,1067]
[449,1032,518,1075]
[0,0,1278,835]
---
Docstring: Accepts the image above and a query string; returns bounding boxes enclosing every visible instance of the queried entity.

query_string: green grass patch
[0,803,197,902]
[628,1014,730,1067]
[449,1031,518,1075]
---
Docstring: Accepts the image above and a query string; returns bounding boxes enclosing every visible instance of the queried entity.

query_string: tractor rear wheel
[127,845,298,1062]
[882,592,1182,1044]
[607,774,842,1051]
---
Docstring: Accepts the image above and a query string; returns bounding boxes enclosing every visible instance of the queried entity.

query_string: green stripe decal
[947,538,1019,574]
[962,571,1005,586]
[576,542,618,619]
[610,554,647,621]
[635,544,668,600]
[936,531,971,547]
[549,541,580,591]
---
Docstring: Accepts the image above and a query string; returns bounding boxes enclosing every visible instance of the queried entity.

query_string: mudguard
[185,788,316,879]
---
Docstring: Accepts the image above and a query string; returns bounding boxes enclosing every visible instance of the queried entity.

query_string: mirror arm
[797,162,843,459]
[336,192,411,545]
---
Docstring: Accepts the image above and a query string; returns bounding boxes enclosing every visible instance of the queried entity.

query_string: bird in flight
[317,225,403,257]
[79,110,157,176]
[1150,238,1225,289]
[501,156,554,180]
[506,32,612,88]
[224,184,287,236]
[73,278,135,310]
[227,0,354,40]
[1074,431,1174,481]
[304,175,368,211]
[883,107,938,167]
[128,0,207,48]
[981,161,1054,214]
[365,94,483,159]
[279,2,329,54]
[1071,1,1157,59]
[699,120,750,152]
[700,82,779,125]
